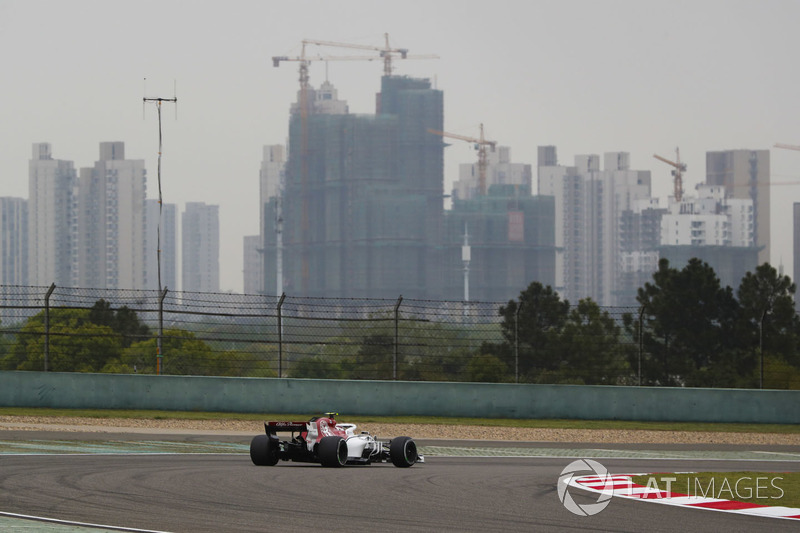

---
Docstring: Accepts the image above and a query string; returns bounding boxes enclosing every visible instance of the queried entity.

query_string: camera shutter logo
[557,459,614,516]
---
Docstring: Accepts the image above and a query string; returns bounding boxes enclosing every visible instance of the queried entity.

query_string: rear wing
[265,421,307,434]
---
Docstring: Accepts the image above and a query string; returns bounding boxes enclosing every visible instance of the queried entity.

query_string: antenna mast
[143,80,177,375]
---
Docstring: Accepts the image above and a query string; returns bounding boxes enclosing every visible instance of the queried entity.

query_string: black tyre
[250,434,279,466]
[318,436,347,467]
[389,436,418,468]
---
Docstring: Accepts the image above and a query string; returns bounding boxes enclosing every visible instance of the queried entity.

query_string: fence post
[277,293,286,378]
[394,295,403,380]
[638,305,646,386]
[157,287,167,375]
[759,308,768,390]
[43,283,55,372]
[515,303,521,384]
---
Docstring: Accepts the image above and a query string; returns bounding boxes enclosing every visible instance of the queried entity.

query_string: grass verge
[0,407,798,434]
[631,472,800,508]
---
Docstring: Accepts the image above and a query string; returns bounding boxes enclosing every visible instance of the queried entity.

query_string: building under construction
[261,75,558,301]
[276,75,445,299]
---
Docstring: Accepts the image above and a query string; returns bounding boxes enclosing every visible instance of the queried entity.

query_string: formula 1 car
[249,413,423,468]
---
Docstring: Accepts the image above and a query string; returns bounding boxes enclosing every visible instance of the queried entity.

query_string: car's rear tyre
[250,434,279,466]
[318,436,347,467]
[389,436,418,467]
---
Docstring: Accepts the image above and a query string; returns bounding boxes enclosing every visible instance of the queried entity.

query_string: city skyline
[3,0,800,292]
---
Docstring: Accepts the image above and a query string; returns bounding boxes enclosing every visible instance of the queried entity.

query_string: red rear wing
[265,421,307,432]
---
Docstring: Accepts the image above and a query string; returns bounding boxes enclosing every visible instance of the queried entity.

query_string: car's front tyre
[389,436,418,467]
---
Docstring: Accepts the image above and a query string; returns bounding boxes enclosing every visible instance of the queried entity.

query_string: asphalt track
[0,431,799,532]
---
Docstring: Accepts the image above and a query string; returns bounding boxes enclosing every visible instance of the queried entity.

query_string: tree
[289,354,351,379]
[89,299,150,348]
[102,329,213,375]
[737,263,799,368]
[2,308,122,372]
[636,258,740,386]
[351,333,394,380]
[549,298,630,385]
[466,353,508,382]
[1,300,155,373]
[762,354,800,389]
[494,282,570,380]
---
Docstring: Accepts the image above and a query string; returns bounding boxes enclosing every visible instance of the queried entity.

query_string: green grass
[631,472,800,508]
[0,407,798,434]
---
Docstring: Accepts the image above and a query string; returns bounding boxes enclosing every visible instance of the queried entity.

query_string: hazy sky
[3,0,800,292]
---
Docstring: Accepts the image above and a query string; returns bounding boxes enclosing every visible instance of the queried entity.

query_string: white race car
[250,413,423,468]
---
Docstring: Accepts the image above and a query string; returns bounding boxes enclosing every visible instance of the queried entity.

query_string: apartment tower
[706,149,770,265]
[28,143,77,287]
[77,142,147,289]
[182,202,220,293]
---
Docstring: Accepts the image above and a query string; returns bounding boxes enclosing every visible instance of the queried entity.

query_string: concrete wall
[0,371,797,424]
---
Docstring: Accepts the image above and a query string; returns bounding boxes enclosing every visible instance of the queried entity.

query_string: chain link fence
[0,284,797,388]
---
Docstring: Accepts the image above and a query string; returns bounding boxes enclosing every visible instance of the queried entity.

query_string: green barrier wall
[0,371,797,423]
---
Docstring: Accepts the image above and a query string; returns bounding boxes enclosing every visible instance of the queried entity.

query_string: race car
[249,412,423,468]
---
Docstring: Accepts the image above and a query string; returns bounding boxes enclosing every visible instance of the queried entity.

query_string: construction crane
[775,143,800,152]
[653,148,687,202]
[302,33,437,76]
[751,143,800,187]
[428,124,497,196]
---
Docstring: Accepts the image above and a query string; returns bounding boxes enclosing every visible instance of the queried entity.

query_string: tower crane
[775,143,800,152]
[653,148,687,202]
[427,124,497,196]
[301,33,437,76]
[768,144,800,186]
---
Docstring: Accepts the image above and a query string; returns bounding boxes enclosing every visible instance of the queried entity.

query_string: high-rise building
[242,234,262,295]
[538,147,651,306]
[182,202,219,293]
[706,149,770,264]
[794,203,800,310]
[442,184,555,302]
[28,143,77,287]
[260,145,285,228]
[145,199,177,291]
[618,198,666,306]
[257,145,285,295]
[0,196,29,325]
[0,197,28,285]
[452,146,532,202]
[279,75,444,298]
[658,184,758,290]
[76,142,147,289]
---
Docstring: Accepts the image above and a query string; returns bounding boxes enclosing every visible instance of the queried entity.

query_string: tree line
[0,299,275,377]
[1,259,798,388]
[481,259,799,388]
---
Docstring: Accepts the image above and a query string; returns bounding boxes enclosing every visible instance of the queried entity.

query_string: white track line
[0,511,172,532]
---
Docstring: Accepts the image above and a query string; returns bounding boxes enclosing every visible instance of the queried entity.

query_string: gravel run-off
[0,416,797,445]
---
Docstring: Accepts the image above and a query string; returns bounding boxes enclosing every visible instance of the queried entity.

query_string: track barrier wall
[0,371,797,424]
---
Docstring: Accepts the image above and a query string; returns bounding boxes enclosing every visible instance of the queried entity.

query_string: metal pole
[759,309,766,389]
[514,302,522,384]
[277,293,286,378]
[144,89,176,377]
[394,296,403,380]
[43,283,55,372]
[638,306,645,387]
[143,90,177,300]
[157,287,167,375]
